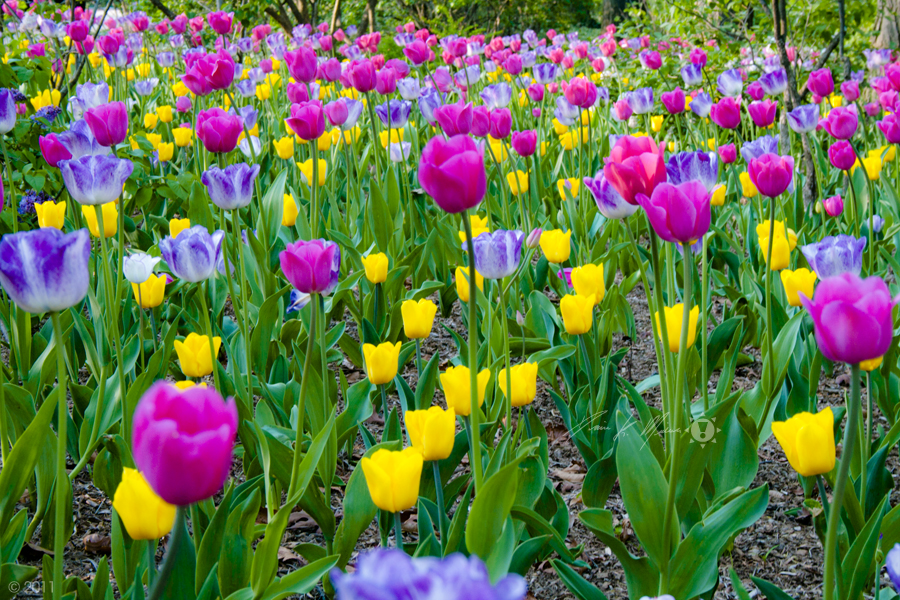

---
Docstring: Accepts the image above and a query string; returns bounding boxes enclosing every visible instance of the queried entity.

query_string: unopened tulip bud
[525,228,542,249]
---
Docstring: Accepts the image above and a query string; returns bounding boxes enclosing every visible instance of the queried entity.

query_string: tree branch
[149,0,176,20]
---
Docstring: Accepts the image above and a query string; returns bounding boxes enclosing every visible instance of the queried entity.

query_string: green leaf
[465,459,522,558]
[750,577,798,600]
[0,563,39,600]
[551,559,608,600]
[578,509,658,597]
[259,556,338,600]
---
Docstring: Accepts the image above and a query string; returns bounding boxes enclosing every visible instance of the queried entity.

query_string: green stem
[432,461,447,548]
[649,233,676,452]
[287,295,316,499]
[393,511,404,551]
[823,363,861,600]
[759,196,778,431]
[234,213,254,402]
[462,211,483,493]
[1,136,18,234]
[196,283,221,393]
[51,312,68,600]
[701,234,709,411]
[146,506,187,600]
[499,281,512,430]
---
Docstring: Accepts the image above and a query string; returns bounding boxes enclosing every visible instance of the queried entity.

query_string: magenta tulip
[207,11,233,35]
[196,108,242,153]
[84,102,128,147]
[602,135,667,205]
[511,130,537,157]
[718,143,737,164]
[612,99,632,122]
[807,68,834,98]
[279,239,341,295]
[823,195,844,217]
[801,273,896,364]
[324,100,349,127]
[39,133,72,167]
[418,134,486,214]
[284,47,317,83]
[563,77,597,109]
[489,108,511,139]
[748,99,777,128]
[132,382,238,506]
[285,101,326,141]
[828,140,856,171]
[709,97,741,129]
[636,181,710,245]
[347,59,377,93]
[435,101,473,136]
[660,87,685,114]
[877,114,900,144]
[821,107,858,140]
[181,49,235,95]
[748,153,794,198]
[841,81,860,102]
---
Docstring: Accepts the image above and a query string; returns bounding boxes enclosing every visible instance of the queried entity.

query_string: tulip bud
[771,408,835,477]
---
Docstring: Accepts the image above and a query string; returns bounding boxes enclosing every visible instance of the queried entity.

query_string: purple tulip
[418,134,486,214]
[554,97,579,126]
[39,134,72,167]
[801,235,866,279]
[841,81,860,102]
[201,163,260,211]
[342,99,364,130]
[57,120,110,159]
[0,228,90,313]
[626,87,654,114]
[786,105,819,133]
[888,544,900,593]
[660,87,685,114]
[324,100,349,127]
[823,195,844,217]
[681,63,702,87]
[526,83,544,102]
[84,102,128,147]
[801,273,896,364]
[584,171,639,220]
[279,239,341,295]
[690,92,712,118]
[639,50,662,70]
[160,225,225,282]
[470,106,490,138]
[59,155,134,205]
[533,62,558,84]
[748,99,777,128]
[511,130,537,157]
[829,140,856,171]
[746,81,765,101]
[0,89,16,134]
[878,114,900,144]
[806,68,834,98]
[489,108,512,139]
[710,97,741,129]
[435,101,473,136]
[666,151,718,192]
[133,382,238,506]
[176,96,192,112]
[468,230,524,279]
[740,134,779,163]
[348,59,377,93]
[821,107,858,140]
[197,108,243,153]
[374,99,412,129]
[748,153,794,198]
[331,549,527,600]
[636,181,711,245]
[376,68,397,95]
[418,87,443,124]
[759,69,787,96]
[284,47,317,83]
[481,83,512,109]
[717,69,744,97]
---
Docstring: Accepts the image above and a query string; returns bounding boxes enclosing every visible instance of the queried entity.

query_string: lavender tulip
[627,87,654,114]
[533,63,559,84]
[201,163,261,210]
[389,142,412,163]
[717,69,744,97]
[888,544,900,593]
[740,134,779,163]
[554,97,579,126]
[481,83,512,109]
[800,235,867,279]
[758,69,787,96]
[0,228,91,313]
[690,92,712,118]
[134,78,159,96]
[786,105,819,133]
[0,89,16,134]
[59,155,134,205]
[467,230,524,279]
[236,79,256,98]
[342,99,364,130]
[418,87,443,124]
[157,52,175,68]
[681,63,702,87]
[397,77,420,101]
[583,172,639,220]
[375,100,412,129]
[331,549,527,600]
[160,225,225,282]
[57,120,110,158]
[666,151,718,192]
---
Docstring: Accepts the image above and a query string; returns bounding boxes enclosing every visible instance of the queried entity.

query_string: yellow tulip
[454,266,484,303]
[559,130,582,151]
[298,158,328,187]
[82,203,118,238]
[173,380,202,390]
[342,126,361,144]
[650,115,664,132]
[361,252,389,284]
[861,356,884,372]
[405,406,456,461]
[363,341,402,385]
[829,94,843,108]
[270,57,281,70]
[552,118,569,135]
[379,128,404,148]
[756,221,798,251]
[458,214,489,242]
[145,133,162,150]
[30,89,61,111]
[560,294,595,335]
[88,53,102,68]
[570,264,605,304]
[507,170,529,196]
[112,468,175,540]
[174,333,222,378]
[540,141,549,156]
[157,142,174,162]
[760,233,791,270]
[707,138,716,150]
[35,201,66,229]
[440,366,491,416]
[871,145,896,163]
[255,84,271,101]
[739,172,758,198]
[132,274,167,309]
[144,112,159,129]
[170,218,190,238]
[488,138,507,162]
[282,194,299,226]
[852,155,882,181]
[711,185,726,206]
[273,136,295,160]
[780,268,817,307]
[540,229,572,263]
[401,299,438,339]
[668,141,677,153]
[655,304,699,352]
[497,362,538,407]
[771,407,835,477]
[157,105,173,123]
[173,127,193,147]
[360,447,423,513]
[135,63,150,77]
[172,81,192,97]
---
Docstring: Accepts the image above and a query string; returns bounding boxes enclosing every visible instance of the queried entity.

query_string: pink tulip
[602,135,667,205]
[878,114,900,144]
[347,59,376,93]
[828,140,856,171]
[435,101,473,136]
[84,102,128,147]
[196,108,242,153]
[39,134,72,167]
[511,130,537,157]
[417,134,486,214]
[285,101,326,141]
[709,97,741,129]
[823,195,844,217]
[748,99,777,128]
[821,106,858,140]
[748,153,794,198]
[637,180,711,244]
[718,143,737,164]
[285,47,318,83]
[660,87,685,114]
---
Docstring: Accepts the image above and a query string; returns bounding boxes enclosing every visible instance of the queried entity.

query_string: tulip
[282,194,299,227]
[823,195,844,217]
[748,99,777,128]
[440,366,490,416]
[201,163,260,210]
[626,87,654,114]
[418,135,486,214]
[497,363,539,407]
[182,50,235,95]
[361,447,423,513]
[123,253,161,285]
[469,230,523,279]
[785,105,819,134]
[81,202,118,238]
[324,100,349,127]
[655,304,699,352]
[0,228,90,313]
[173,127,193,147]
[132,381,238,505]
[347,59,377,93]
[273,136,295,159]
[511,130,537,157]
[160,225,224,283]
[298,158,328,187]
[800,235,866,279]
[454,265,484,302]
[637,181,710,245]
[709,97,741,129]
[34,200,66,229]
[286,100,326,141]
[807,68,834,98]
[660,87,685,114]
[405,407,456,461]
[175,333,222,378]
[132,274,167,309]
[560,294,595,335]
[861,356,884,372]
[748,153,794,198]
[539,229,571,263]
[284,47,317,83]
[157,142,174,163]
[841,81,860,102]
[58,154,134,206]
[828,140,856,171]
[196,108,242,154]
[39,134,72,167]
[878,114,900,144]
[112,468,176,540]
[557,178,581,200]
[603,135,667,205]
[852,155,882,181]
[506,171,529,195]
[169,218,190,238]
[570,264,605,304]
[401,299,438,339]
[434,101,473,136]
[665,151,718,192]
[279,239,341,295]
[84,102,128,147]
[717,69,743,97]
[583,172,639,220]
[771,408,835,477]
[689,92,713,118]
[780,268,817,307]
[363,342,402,385]
[717,143,737,165]
[361,252,389,284]
[821,107,858,140]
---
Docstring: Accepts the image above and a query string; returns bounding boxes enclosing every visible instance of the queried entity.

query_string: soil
[14,280,895,600]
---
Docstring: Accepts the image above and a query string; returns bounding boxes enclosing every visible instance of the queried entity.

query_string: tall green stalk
[287,294,317,498]
[462,211,483,493]
[51,312,68,600]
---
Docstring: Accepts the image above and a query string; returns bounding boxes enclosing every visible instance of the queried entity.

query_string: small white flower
[123,253,161,284]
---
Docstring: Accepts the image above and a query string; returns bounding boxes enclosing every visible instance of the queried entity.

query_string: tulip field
[1,0,900,598]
